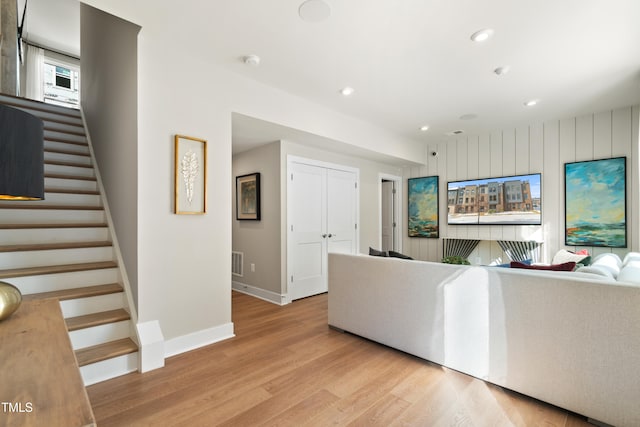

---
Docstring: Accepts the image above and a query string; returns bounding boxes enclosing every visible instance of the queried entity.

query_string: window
[43,60,80,108]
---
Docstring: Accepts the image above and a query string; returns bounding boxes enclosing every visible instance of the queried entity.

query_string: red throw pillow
[510,261,576,271]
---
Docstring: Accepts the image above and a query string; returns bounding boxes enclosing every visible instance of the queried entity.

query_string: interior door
[327,169,357,255]
[381,180,394,252]
[289,162,357,301]
[289,163,327,300]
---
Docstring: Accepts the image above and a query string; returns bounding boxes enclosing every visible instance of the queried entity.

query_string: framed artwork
[174,134,207,214]
[408,175,439,238]
[565,157,626,247]
[236,173,261,220]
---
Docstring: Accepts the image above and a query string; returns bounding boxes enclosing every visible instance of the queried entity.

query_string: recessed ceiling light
[470,28,494,42]
[494,66,510,76]
[420,125,430,132]
[298,0,331,23]
[243,54,260,66]
[340,86,355,96]
[459,114,478,120]
[524,99,539,107]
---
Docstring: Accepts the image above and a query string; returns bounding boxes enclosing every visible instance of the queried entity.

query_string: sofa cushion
[575,265,616,280]
[369,247,388,257]
[617,265,640,285]
[623,252,640,266]
[388,250,413,260]
[591,253,622,277]
[511,261,576,271]
[552,249,591,266]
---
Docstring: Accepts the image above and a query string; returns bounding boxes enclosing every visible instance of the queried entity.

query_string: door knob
[328,234,333,238]
[322,234,327,238]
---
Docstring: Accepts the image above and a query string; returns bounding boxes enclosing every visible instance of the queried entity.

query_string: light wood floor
[87,291,592,426]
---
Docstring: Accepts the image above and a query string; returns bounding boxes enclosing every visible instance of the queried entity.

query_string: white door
[327,169,357,255]
[289,163,327,300]
[381,180,394,252]
[289,162,357,301]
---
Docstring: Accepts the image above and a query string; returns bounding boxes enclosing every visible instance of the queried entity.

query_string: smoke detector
[243,55,261,66]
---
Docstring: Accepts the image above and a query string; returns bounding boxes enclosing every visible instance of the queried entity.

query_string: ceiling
[20,0,640,161]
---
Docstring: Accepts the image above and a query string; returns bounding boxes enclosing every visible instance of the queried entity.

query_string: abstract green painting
[408,176,439,238]
[565,157,626,247]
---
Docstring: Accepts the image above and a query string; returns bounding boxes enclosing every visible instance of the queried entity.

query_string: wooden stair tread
[0,261,117,279]
[23,283,123,301]
[45,187,101,195]
[45,147,90,157]
[45,159,94,169]
[45,172,97,181]
[0,203,103,210]
[66,308,131,331]
[0,240,112,253]
[75,338,138,367]
[0,222,108,229]
[45,137,88,147]
[42,117,84,128]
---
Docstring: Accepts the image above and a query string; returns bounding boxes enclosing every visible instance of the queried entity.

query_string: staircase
[0,94,138,385]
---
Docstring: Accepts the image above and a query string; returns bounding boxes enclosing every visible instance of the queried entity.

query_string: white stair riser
[45,163,95,178]
[80,352,138,386]
[0,246,113,269]
[60,292,126,318]
[0,209,105,224]
[15,107,83,126]
[70,320,131,349]
[0,227,109,245]
[42,192,102,206]
[44,130,86,144]
[0,95,82,118]
[45,177,98,192]
[45,151,92,166]
[9,268,119,295]
[44,141,90,156]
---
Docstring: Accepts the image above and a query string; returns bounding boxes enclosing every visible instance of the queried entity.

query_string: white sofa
[328,253,640,427]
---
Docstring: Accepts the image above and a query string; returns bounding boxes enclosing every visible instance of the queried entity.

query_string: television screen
[447,173,541,225]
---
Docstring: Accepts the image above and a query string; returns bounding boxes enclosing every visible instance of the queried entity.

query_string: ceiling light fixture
[524,99,539,107]
[340,86,355,96]
[298,0,331,23]
[243,55,261,66]
[493,66,510,76]
[420,125,430,132]
[470,28,494,42]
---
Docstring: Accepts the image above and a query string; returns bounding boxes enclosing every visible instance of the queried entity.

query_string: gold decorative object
[0,281,22,321]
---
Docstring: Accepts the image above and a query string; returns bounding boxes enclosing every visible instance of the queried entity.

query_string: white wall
[404,105,640,264]
[80,0,420,351]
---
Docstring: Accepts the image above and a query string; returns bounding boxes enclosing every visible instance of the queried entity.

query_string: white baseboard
[137,320,165,373]
[164,322,235,358]
[232,281,289,305]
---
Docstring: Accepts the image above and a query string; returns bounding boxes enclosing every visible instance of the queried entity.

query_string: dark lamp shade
[0,104,44,200]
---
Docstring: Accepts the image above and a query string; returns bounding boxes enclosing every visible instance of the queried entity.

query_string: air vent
[232,251,244,277]
[447,129,465,136]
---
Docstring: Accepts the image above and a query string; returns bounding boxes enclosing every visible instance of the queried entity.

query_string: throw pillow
[369,247,388,257]
[575,266,615,279]
[552,249,590,265]
[623,252,640,266]
[617,265,640,285]
[591,253,622,277]
[388,250,413,260]
[510,261,576,271]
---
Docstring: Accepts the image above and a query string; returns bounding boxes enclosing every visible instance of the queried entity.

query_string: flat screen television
[447,173,541,225]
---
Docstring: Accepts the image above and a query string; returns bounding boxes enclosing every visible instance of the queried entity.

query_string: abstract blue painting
[565,157,626,247]
[408,176,439,238]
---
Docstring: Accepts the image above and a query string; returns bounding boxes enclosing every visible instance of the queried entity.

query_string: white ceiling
[21,0,640,161]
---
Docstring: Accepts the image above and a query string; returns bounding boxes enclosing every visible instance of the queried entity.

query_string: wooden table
[0,299,96,427]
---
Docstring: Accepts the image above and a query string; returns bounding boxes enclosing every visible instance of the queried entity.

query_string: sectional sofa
[328,253,640,427]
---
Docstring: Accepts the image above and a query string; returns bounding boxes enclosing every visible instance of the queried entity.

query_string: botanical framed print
[565,157,626,247]
[236,173,261,220]
[408,175,439,238]
[174,134,207,214]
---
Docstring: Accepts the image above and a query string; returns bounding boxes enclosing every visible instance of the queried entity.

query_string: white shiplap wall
[404,105,639,264]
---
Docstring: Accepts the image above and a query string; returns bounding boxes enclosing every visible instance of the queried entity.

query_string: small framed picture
[236,173,261,220]
[174,134,207,214]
